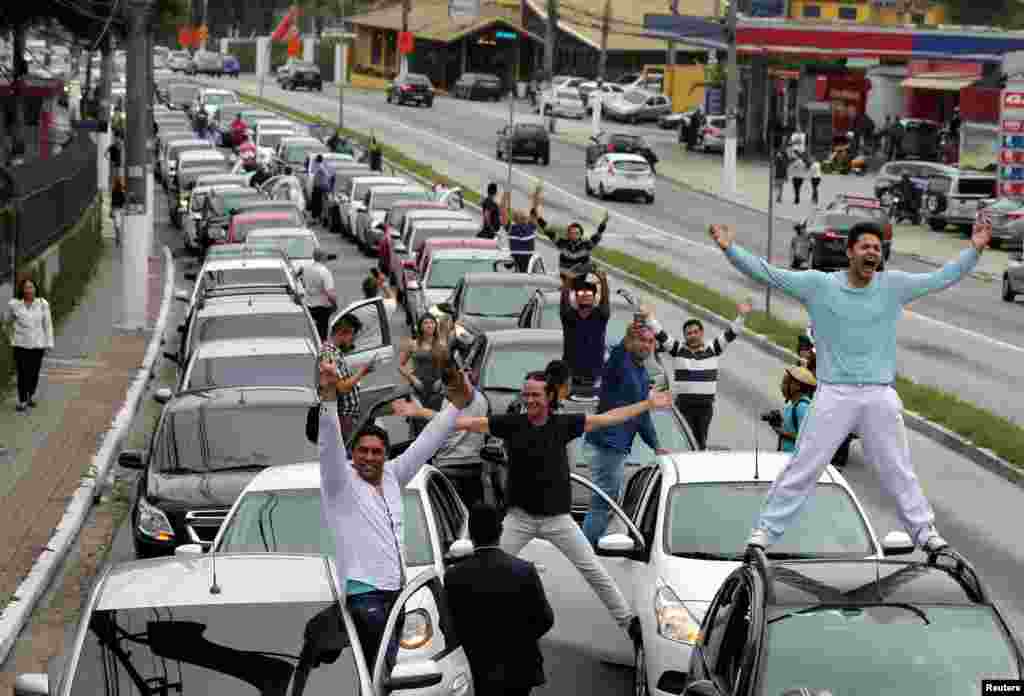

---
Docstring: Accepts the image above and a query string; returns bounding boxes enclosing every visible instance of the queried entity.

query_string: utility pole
[121,0,152,330]
[597,0,610,82]
[722,0,738,196]
[545,0,557,81]
[400,0,410,77]
[667,0,678,71]
[338,0,347,128]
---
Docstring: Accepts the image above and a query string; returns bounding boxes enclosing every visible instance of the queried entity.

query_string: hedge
[0,197,104,399]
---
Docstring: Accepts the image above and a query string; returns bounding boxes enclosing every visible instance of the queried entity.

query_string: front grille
[185,508,230,547]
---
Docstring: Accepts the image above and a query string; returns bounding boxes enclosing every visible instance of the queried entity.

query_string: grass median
[238,90,1024,474]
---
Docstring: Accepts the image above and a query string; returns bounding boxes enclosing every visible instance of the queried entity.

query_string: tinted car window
[233,217,299,241]
[191,313,314,354]
[666,482,873,557]
[463,284,535,316]
[957,178,998,197]
[762,606,1019,696]
[482,344,563,390]
[218,488,434,566]
[372,191,430,211]
[168,403,319,472]
[186,354,313,390]
[427,258,503,289]
[407,74,431,86]
[69,603,360,696]
[246,234,316,259]
[199,267,288,289]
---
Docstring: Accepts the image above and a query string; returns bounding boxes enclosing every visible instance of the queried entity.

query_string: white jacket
[6,298,54,349]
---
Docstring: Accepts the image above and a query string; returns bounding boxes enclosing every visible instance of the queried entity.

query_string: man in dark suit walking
[446,503,554,696]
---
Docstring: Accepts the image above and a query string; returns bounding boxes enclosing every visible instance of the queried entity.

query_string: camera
[760,409,782,428]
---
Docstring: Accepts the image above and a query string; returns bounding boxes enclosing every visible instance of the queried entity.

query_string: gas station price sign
[999,90,1024,198]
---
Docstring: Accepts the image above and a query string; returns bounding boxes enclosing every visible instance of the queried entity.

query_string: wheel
[1003,275,1017,302]
[928,219,946,232]
[645,193,654,204]
[386,92,392,103]
[599,183,608,200]
[425,99,433,108]
[585,177,593,196]
[496,148,502,160]
[633,642,650,696]
[542,153,550,166]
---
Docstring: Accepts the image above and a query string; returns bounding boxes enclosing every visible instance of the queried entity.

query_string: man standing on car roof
[317,356,475,670]
[561,270,611,386]
[709,219,990,556]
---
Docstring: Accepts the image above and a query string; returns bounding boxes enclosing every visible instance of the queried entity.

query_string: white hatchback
[517,451,912,696]
[585,152,655,203]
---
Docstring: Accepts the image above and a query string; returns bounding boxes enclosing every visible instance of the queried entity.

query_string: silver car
[604,90,672,124]
[541,88,586,119]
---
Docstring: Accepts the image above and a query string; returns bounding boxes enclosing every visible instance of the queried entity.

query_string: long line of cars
[15,76,1019,696]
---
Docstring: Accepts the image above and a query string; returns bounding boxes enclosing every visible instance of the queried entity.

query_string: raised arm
[589,214,608,249]
[709,224,822,303]
[597,270,610,312]
[317,364,355,503]
[392,403,460,486]
[892,246,981,305]
[711,303,750,354]
[453,416,490,433]
[584,389,672,432]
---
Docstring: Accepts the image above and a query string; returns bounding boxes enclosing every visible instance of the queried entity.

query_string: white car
[585,152,656,203]
[175,254,301,311]
[540,88,586,119]
[194,87,238,120]
[255,125,298,162]
[9,554,475,696]
[176,336,318,392]
[261,173,310,211]
[518,452,912,696]
[160,138,213,190]
[356,184,432,252]
[339,175,409,239]
[245,226,323,279]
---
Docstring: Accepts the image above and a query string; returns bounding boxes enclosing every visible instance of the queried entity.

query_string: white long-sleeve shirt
[318,400,460,594]
[650,315,745,401]
[5,298,54,349]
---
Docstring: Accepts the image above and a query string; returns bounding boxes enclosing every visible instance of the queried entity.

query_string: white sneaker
[922,528,949,554]
[747,528,770,549]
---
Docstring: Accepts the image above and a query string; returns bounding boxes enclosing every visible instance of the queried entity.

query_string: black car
[279,61,323,91]
[453,72,504,101]
[683,548,1024,696]
[386,73,434,107]
[496,123,550,165]
[119,385,320,557]
[585,132,658,170]
[790,195,892,271]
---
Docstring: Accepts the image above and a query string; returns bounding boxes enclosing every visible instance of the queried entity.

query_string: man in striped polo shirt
[645,302,751,449]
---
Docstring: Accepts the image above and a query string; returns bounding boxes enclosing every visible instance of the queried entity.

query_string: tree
[943,0,1024,28]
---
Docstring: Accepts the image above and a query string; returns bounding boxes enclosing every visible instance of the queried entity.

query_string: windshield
[557,90,581,101]
[353,182,401,200]
[482,343,564,390]
[233,217,301,241]
[218,489,434,566]
[186,354,312,391]
[372,191,430,211]
[246,234,316,259]
[666,482,873,558]
[614,160,650,173]
[761,606,1018,696]
[169,85,199,103]
[190,314,315,356]
[957,178,998,197]
[427,258,502,289]
[164,403,319,472]
[180,159,226,175]
[624,92,646,105]
[570,409,693,465]
[284,142,325,163]
[259,132,289,149]
[463,284,535,316]
[211,192,263,216]
[69,602,361,696]
[205,93,236,105]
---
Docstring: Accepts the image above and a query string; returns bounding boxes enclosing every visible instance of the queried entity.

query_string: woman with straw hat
[778,365,816,453]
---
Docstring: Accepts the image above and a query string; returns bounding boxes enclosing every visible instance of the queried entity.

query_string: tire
[542,152,550,165]
[928,219,946,232]
[1003,275,1017,302]
[425,99,433,108]
[585,177,593,196]
[645,193,654,204]
[633,642,650,696]
[599,183,608,200]
[386,92,392,104]
[496,148,502,160]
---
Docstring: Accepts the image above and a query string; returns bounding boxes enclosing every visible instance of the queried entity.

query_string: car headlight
[654,582,707,645]
[399,608,433,650]
[137,497,175,541]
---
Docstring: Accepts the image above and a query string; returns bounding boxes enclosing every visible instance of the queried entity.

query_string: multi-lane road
[221,75,1024,426]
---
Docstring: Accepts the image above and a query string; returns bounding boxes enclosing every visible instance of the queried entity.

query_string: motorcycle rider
[895,172,919,222]
[230,113,247,148]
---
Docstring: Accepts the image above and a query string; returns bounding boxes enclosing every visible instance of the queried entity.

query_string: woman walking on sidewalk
[111,176,126,247]
[5,276,54,412]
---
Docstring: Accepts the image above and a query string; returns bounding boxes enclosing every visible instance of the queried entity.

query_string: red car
[226,211,304,245]
[376,200,451,280]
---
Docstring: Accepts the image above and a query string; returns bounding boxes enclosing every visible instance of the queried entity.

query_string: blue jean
[582,440,627,546]
[347,589,403,671]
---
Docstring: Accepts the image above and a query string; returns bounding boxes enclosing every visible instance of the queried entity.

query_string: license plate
[625,174,640,180]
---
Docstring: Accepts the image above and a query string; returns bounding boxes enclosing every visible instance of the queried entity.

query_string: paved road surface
[219,76,1024,426]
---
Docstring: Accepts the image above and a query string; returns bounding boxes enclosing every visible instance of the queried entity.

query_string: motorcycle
[888,192,922,226]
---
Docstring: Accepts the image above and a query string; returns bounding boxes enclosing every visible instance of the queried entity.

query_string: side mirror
[118,449,144,469]
[13,673,49,696]
[174,543,204,556]
[163,352,180,364]
[596,533,638,557]
[174,289,190,302]
[682,680,721,696]
[881,530,914,556]
[435,301,453,314]
[154,387,173,404]
[447,538,474,560]
[327,253,338,261]
[382,660,444,692]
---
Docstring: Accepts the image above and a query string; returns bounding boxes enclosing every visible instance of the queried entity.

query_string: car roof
[167,384,315,411]
[424,238,499,252]
[166,138,209,148]
[247,227,314,238]
[463,272,561,288]
[232,211,298,222]
[371,185,425,196]
[97,554,334,609]
[353,176,407,185]
[663,450,837,485]
[280,136,323,145]
[199,257,290,271]
[193,336,316,360]
[482,328,566,346]
[195,175,249,186]
[534,290,632,310]
[202,88,234,96]
[179,150,226,161]
[766,559,980,608]
[391,200,447,211]
[406,209,473,221]
[604,153,650,163]
[412,220,478,231]
[196,294,306,316]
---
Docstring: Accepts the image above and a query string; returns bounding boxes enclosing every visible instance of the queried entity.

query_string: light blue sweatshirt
[724,244,980,384]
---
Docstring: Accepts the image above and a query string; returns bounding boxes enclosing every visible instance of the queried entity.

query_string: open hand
[648,388,673,409]
[709,224,735,251]
[391,398,418,418]
[971,219,992,252]
[446,368,474,410]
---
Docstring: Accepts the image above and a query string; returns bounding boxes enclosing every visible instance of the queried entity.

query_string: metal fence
[0,131,98,284]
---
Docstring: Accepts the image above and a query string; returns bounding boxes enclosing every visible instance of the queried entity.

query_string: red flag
[398,31,414,55]
[271,6,299,41]
[287,34,301,56]
[178,26,193,48]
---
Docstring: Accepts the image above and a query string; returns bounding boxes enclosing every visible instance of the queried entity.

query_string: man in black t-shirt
[478,183,501,239]
[452,370,672,646]
[561,271,610,384]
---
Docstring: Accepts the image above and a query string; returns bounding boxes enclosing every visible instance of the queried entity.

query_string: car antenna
[753,400,760,480]
[209,542,221,594]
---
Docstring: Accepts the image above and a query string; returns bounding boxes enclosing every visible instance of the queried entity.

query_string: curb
[0,245,175,667]
[244,93,1024,490]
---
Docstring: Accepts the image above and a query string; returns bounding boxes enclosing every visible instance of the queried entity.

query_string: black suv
[496,123,550,165]
[386,73,434,107]
[585,132,658,171]
[453,72,504,101]
[119,385,320,558]
[683,548,1024,696]
[278,61,323,91]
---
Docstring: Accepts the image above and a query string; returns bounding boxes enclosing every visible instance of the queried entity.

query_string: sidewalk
[0,195,165,670]
[552,120,1005,278]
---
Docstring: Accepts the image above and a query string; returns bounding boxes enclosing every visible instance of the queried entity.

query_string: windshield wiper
[765,552,828,559]
[211,464,271,473]
[166,466,208,474]
[769,603,931,625]
[671,551,744,561]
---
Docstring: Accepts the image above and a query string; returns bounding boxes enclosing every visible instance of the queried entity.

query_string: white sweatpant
[755,383,936,547]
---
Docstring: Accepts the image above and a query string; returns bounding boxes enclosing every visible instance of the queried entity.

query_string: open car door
[331,297,395,391]
[372,569,474,696]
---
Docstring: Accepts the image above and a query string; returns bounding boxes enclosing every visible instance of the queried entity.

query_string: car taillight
[822,229,844,240]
